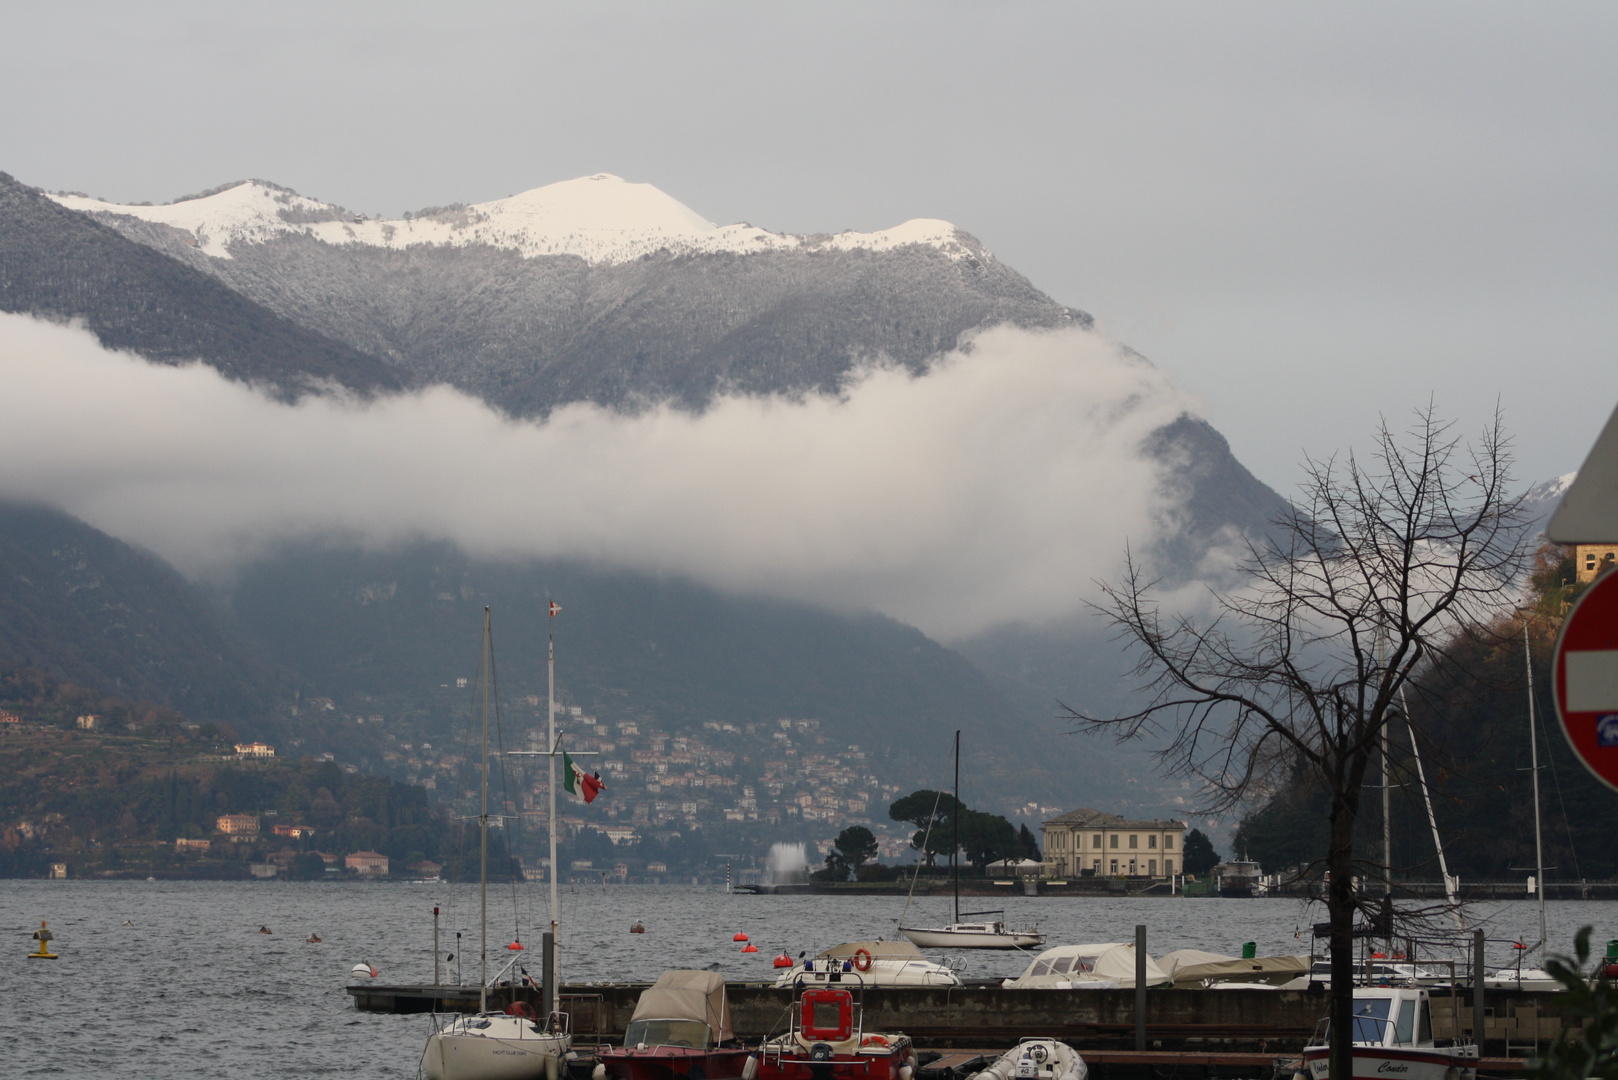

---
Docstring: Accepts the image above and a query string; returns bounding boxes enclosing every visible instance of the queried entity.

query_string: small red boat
[755,982,915,1080]
[595,971,753,1080]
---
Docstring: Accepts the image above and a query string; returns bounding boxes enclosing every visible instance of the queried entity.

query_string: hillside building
[1041,808,1187,878]
[345,851,389,876]
[215,813,260,836]
[1575,544,1618,583]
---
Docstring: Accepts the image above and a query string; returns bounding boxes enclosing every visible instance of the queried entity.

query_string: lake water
[7,880,1616,1078]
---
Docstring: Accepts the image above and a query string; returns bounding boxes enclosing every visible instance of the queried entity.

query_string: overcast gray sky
[3,1,1612,494]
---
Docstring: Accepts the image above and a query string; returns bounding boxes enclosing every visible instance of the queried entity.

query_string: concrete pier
[347,981,1574,1059]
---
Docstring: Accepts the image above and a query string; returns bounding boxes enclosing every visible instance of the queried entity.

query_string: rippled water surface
[7,880,1616,1078]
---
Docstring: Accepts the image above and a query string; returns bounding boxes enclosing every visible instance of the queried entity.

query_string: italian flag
[562,751,604,804]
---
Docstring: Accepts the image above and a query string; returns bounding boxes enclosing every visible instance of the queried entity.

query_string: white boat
[901,918,1044,951]
[775,940,961,987]
[1300,985,1477,1080]
[898,732,1043,951]
[967,1039,1088,1080]
[1001,943,1169,990]
[422,609,572,1080]
[425,1010,570,1080]
[1483,967,1561,992]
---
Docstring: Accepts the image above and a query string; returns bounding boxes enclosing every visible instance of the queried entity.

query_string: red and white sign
[1553,568,1618,793]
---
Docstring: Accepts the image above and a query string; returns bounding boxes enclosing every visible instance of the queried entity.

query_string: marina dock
[348,981,1565,1073]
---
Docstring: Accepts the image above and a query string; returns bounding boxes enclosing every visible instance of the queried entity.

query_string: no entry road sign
[1553,568,1618,793]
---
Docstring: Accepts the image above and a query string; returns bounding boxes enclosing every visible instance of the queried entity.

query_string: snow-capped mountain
[51,173,975,266]
[1522,471,1577,534]
[57,173,1083,414]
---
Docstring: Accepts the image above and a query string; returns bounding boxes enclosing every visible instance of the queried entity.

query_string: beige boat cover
[1158,950,1309,987]
[816,940,925,961]
[630,970,734,1042]
[1004,943,1171,989]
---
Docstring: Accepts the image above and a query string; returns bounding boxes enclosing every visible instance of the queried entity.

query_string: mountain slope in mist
[53,175,1086,414]
[222,541,1129,811]
[0,501,289,721]
[0,172,406,395]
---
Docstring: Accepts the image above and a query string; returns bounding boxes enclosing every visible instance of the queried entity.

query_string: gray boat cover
[631,970,734,1043]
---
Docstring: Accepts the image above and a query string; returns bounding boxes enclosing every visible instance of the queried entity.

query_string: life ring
[862,1035,889,1048]
[853,948,873,973]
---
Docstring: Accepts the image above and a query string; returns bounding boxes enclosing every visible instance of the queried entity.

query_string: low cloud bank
[0,313,1201,639]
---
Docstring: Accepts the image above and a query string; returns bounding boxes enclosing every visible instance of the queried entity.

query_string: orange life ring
[862,1034,889,1047]
[853,948,873,973]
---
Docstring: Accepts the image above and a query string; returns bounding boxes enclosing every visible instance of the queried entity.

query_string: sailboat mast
[480,607,491,1014]
[952,730,960,924]
[1525,624,1547,955]
[548,609,560,969]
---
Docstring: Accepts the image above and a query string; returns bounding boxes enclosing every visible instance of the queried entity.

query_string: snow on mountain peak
[49,175,974,266]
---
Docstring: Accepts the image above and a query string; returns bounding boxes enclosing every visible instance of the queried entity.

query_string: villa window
[1109,834,1118,848]
[1165,859,1174,874]
[1165,835,1174,850]
[1092,834,1101,848]
[1149,860,1157,875]
[1128,834,1138,848]
[1148,835,1157,849]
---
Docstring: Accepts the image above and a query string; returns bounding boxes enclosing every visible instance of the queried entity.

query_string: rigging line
[1536,673,1584,883]
[489,627,524,947]
[899,786,946,927]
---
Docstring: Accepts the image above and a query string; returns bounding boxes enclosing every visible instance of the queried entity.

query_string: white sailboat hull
[900,925,1044,950]
[422,1018,569,1080]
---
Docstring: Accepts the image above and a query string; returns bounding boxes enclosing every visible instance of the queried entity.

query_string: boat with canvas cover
[1300,985,1477,1080]
[595,971,752,1080]
[967,1039,1087,1080]
[774,941,960,988]
[755,978,915,1080]
[1001,944,1170,990]
[1158,949,1310,988]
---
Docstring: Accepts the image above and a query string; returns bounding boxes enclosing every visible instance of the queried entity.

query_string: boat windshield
[624,1020,711,1049]
[1352,1000,1392,1043]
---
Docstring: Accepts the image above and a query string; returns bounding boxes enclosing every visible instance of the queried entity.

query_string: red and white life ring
[862,1034,889,1047]
[853,948,873,973]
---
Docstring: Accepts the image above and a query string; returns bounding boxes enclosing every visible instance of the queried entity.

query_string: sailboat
[422,608,572,1080]
[898,731,1044,950]
[1485,625,1559,991]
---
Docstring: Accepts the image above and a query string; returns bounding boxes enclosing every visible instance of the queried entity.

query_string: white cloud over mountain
[0,312,1200,639]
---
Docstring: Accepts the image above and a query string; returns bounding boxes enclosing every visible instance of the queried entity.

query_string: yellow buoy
[29,920,58,960]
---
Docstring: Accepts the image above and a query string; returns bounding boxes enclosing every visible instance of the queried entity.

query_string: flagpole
[547,603,560,982]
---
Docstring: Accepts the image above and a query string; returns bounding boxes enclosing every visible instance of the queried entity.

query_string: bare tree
[1070,405,1532,1079]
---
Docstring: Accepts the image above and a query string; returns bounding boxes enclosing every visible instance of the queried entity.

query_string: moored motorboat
[775,941,960,988]
[1300,985,1477,1080]
[755,980,914,1080]
[595,971,752,1080]
[967,1039,1087,1080]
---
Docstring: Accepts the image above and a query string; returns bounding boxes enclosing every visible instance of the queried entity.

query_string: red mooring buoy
[741,943,759,953]
[733,932,749,942]
[773,953,793,968]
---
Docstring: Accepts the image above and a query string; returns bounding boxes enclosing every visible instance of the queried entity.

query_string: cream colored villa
[1041,808,1187,878]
